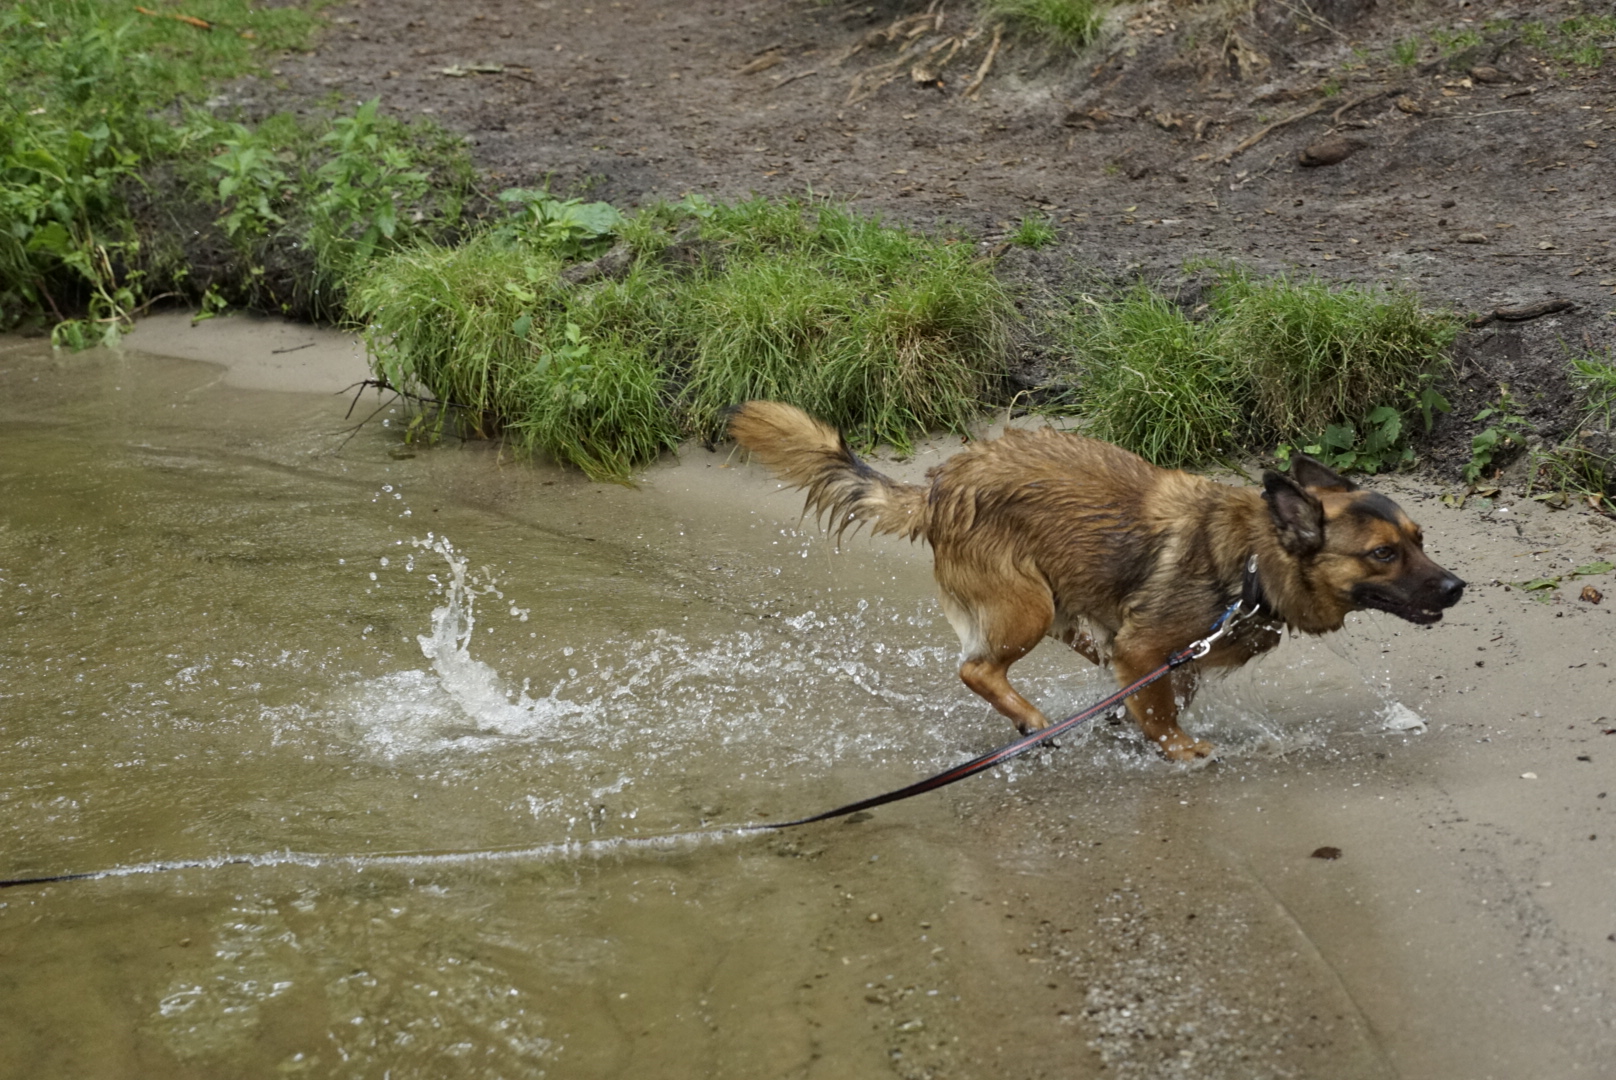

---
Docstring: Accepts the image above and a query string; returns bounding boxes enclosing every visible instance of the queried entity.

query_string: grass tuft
[1055,271,1456,471]
[1064,286,1244,467]
[1211,268,1457,444]
[982,0,1106,48]
[1008,215,1058,249]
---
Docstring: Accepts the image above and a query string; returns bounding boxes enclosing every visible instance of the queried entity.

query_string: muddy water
[3,328,1613,1080]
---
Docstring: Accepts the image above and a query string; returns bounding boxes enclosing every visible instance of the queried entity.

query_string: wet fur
[728,401,1465,760]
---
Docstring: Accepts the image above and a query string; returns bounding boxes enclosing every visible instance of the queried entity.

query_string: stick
[963,23,1002,101]
[766,68,819,92]
[1220,88,1386,163]
[133,6,211,29]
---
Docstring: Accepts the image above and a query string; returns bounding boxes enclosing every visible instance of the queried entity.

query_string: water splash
[336,534,584,756]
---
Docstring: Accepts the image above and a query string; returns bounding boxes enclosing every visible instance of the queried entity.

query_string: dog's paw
[1160,739,1216,762]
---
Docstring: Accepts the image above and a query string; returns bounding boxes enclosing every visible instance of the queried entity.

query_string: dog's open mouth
[1358,593,1448,625]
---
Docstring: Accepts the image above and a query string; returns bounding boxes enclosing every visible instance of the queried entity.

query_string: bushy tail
[727,401,928,542]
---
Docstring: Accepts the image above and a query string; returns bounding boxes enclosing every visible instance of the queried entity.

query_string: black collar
[1241,554,1280,625]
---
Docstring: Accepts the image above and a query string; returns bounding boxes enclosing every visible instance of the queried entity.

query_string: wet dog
[728,401,1465,760]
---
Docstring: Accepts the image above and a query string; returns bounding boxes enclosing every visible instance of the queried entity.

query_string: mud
[213,0,1616,470]
[3,330,1615,1078]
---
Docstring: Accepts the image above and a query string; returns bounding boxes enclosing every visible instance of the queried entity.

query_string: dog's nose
[1438,574,1466,606]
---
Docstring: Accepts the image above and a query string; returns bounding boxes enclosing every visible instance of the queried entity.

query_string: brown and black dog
[729,401,1465,760]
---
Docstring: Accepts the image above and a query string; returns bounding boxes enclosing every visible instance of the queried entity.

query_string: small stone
[1396,95,1422,114]
[1521,772,1539,780]
[1311,846,1343,860]
[867,912,882,923]
[1298,136,1365,167]
[1469,65,1510,84]
[1457,232,1490,244]
[1581,585,1603,605]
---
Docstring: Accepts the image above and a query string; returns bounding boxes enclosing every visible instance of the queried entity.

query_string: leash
[2,570,1268,889]
[756,589,1262,830]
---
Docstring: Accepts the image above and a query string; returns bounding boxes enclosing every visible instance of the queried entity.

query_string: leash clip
[1188,603,1245,660]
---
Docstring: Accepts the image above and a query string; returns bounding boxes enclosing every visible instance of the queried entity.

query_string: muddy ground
[222,0,1616,474]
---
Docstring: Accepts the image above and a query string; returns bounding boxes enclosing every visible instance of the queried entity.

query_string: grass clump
[1008,215,1058,249]
[673,200,1009,450]
[1065,287,1244,467]
[352,196,1011,480]
[1211,268,1457,444]
[982,0,1106,48]
[1056,270,1456,472]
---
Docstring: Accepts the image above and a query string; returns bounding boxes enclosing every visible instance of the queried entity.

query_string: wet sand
[1,324,1613,1079]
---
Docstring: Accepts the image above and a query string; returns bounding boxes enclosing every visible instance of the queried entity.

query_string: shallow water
[3,330,1612,1080]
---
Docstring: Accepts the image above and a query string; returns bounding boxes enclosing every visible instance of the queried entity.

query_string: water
[3,333,1608,1080]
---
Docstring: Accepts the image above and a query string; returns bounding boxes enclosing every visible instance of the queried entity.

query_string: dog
[728,401,1465,760]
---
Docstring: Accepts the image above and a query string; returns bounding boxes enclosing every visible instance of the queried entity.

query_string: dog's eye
[1369,545,1398,563]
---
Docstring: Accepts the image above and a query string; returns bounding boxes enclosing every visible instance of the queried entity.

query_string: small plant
[982,0,1106,48]
[1463,387,1528,485]
[497,189,623,258]
[1063,286,1245,467]
[206,125,288,238]
[1391,36,1421,67]
[1008,214,1057,249]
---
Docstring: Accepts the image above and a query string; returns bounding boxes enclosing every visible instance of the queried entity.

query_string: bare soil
[224,0,1616,473]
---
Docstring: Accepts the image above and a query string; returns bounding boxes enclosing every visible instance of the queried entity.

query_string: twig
[271,341,317,355]
[133,6,211,30]
[766,68,819,92]
[1425,108,1530,120]
[1219,88,1385,163]
[963,23,1002,101]
[1331,87,1392,123]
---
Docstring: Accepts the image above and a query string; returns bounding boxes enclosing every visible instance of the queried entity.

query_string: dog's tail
[727,401,928,542]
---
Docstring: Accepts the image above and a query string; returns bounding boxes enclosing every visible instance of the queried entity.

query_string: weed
[1008,215,1058,249]
[982,0,1106,48]
[496,189,623,258]
[1062,286,1245,467]
[1211,268,1457,446]
[0,0,326,333]
[1391,36,1421,67]
[1462,387,1528,485]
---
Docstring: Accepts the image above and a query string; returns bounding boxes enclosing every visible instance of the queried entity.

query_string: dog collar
[1240,554,1283,628]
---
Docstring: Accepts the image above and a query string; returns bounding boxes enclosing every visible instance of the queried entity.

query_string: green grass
[0,0,330,339]
[1521,15,1616,69]
[1210,268,1457,444]
[982,0,1106,48]
[352,197,1012,480]
[1064,286,1245,467]
[1053,270,1456,472]
[1,1,478,342]
[1008,215,1058,249]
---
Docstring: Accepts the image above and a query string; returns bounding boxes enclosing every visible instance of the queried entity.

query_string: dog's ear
[1288,454,1358,493]
[1263,471,1326,556]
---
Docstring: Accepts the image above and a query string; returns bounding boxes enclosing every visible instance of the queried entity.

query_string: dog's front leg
[1111,649,1214,761]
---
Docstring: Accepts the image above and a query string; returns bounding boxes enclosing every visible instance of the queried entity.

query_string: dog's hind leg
[938,575,1054,735]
